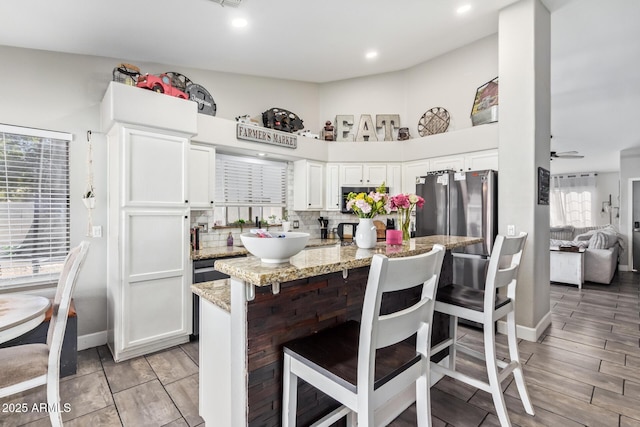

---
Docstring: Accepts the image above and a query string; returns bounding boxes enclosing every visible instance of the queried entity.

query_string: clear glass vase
[398,209,412,242]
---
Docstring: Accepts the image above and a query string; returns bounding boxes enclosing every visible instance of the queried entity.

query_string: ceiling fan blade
[550,150,584,159]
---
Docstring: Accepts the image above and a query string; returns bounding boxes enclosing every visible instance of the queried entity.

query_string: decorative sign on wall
[236,123,297,149]
[335,114,401,142]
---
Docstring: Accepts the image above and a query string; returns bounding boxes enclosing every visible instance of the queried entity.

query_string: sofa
[550,224,623,284]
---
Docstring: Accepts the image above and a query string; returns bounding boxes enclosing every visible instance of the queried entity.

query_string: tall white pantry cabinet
[101,83,198,361]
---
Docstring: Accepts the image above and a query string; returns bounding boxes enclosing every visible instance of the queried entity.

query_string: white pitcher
[354,218,377,249]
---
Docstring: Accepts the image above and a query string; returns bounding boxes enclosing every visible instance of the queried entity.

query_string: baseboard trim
[497,311,552,342]
[78,330,108,351]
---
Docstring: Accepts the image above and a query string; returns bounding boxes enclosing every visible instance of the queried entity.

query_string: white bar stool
[430,232,534,427]
[282,245,446,426]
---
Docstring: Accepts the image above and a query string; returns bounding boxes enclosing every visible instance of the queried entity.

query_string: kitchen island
[193,235,482,427]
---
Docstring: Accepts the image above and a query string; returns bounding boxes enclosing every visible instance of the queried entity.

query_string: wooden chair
[430,232,533,427]
[0,241,90,427]
[282,245,446,426]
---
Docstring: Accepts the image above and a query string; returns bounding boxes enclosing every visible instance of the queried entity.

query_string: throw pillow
[588,231,615,249]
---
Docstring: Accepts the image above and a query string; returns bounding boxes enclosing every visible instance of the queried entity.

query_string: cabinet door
[430,156,465,172]
[385,163,402,194]
[307,162,325,209]
[364,164,387,186]
[325,164,341,211]
[189,145,215,209]
[123,128,188,207]
[121,211,190,350]
[402,161,430,194]
[293,160,324,210]
[464,150,498,171]
[341,164,364,185]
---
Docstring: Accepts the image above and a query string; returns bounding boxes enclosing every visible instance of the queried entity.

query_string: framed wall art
[538,167,550,205]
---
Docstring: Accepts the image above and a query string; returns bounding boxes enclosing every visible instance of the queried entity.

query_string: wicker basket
[112,63,141,86]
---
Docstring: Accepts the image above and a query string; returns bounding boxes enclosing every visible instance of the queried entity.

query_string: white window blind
[215,154,287,206]
[0,124,72,288]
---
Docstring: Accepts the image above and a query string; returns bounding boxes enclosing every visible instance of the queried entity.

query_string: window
[214,154,287,225]
[0,124,72,288]
[549,173,597,227]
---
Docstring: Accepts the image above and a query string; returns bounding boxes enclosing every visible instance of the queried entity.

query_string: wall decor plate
[186,83,217,116]
[418,107,450,136]
[262,108,304,133]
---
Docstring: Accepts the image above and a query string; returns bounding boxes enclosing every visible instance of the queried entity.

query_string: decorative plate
[417,107,450,137]
[186,83,217,116]
[262,108,304,133]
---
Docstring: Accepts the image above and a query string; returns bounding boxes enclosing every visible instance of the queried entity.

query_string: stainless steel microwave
[340,186,377,213]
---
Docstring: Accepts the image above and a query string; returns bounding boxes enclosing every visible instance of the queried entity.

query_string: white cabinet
[293,160,324,210]
[107,126,191,362]
[464,150,498,171]
[386,163,402,194]
[340,163,387,186]
[189,144,216,209]
[402,160,430,194]
[430,155,465,172]
[325,163,341,211]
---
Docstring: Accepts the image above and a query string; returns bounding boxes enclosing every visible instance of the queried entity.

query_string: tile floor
[0,271,639,426]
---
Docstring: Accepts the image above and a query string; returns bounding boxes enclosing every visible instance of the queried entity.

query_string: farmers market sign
[236,123,297,149]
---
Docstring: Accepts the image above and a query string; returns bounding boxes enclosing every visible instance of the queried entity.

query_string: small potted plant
[82,187,96,209]
[235,219,246,233]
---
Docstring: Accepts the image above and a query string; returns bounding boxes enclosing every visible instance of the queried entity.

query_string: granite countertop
[191,279,231,313]
[215,235,482,286]
[191,238,341,260]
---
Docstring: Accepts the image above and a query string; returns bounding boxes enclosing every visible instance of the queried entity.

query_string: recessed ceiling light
[257,152,267,157]
[365,51,378,60]
[456,4,472,14]
[231,18,248,28]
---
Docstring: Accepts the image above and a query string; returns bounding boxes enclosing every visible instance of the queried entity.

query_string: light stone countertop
[191,238,341,260]
[191,279,231,313]
[215,235,482,286]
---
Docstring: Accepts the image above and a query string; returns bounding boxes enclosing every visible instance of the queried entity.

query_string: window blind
[0,124,72,288]
[215,153,287,207]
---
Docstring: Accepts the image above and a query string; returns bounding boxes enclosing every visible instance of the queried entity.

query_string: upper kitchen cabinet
[189,144,216,209]
[293,160,324,210]
[402,160,430,194]
[325,163,341,211]
[340,163,387,186]
[386,163,402,194]
[430,155,465,172]
[464,149,498,171]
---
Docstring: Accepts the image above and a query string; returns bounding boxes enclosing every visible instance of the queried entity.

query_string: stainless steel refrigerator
[416,169,498,291]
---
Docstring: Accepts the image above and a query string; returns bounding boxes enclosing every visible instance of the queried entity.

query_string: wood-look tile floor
[0,271,638,426]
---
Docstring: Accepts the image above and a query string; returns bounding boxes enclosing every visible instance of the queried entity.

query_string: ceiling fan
[550,150,584,160]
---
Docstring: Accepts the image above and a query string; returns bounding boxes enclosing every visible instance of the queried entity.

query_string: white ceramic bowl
[240,232,310,263]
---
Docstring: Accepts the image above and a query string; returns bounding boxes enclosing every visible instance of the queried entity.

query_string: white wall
[319,34,499,140]
[594,171,621,227]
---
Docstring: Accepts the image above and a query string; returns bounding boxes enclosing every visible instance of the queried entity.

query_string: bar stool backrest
[484,232,527,314]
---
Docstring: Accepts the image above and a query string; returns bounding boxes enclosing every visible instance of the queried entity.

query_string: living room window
[213,153,287,225]
[550,173,597,227]
[0,124,72,289]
